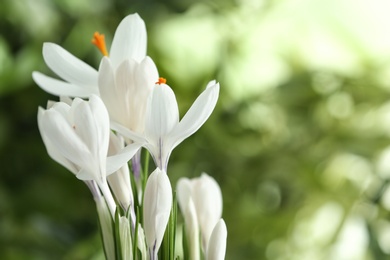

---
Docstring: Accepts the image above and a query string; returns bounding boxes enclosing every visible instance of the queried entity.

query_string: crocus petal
[176,177,193,213]
[168,82,219,151]
[111,121,147,145]
[106,142,142,175]
[88,95,111,165]
[98,57,126,125]
[42,42,98,88]
[206,219,227,260]
[38,107,78,174]
[145,84,179,146]
[143,168,172,259]
[193,173,223,249]
[40,109,92,168]
[33,72,97,97]
[109,13,147,68]
[107,132,133,211]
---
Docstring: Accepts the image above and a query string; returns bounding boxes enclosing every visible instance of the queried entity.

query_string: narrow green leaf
[114,207,123,260]
[133,206,140,260]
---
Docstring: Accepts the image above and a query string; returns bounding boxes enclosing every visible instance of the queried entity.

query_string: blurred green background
[2,0,390,259]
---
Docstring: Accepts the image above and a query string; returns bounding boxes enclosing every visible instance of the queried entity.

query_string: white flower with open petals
[113,80,220,170]
[38,95,141,216]
[33,13,158,132]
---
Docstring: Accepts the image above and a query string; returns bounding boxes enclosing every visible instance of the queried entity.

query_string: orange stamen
[156,77,167,85]
[91,32,108,56]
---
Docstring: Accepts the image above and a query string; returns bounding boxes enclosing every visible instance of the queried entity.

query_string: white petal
[98,57,126,125]
[145,84,179,144]
[168,82,219,150]
[107,132,133,210]
[106,142,142,175]
[88,95,110,165]
[193,173,223,248]
[109,13,147,67]
[135,56,159,89]
[33,72,97,97]
[71,99,99,157]
[176,177,193,213]
[110,121,147,144]
[206,219,227,260]
[40,109,92,169]
[38,107,78,174]
[143,168,172,258]
[42,42,98,88]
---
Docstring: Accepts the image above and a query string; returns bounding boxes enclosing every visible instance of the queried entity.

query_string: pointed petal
[145,84,179,144]
[106,142,142,175]
[109,13,147,67]
[206,219,227,260]
[110,121,147,144]
[33,72,97,97]
[143,168,172,257]
[168,82,219,150]
[43,42,98,87]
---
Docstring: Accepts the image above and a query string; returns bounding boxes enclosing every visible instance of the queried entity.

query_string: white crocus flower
[177,173,223,251]
[32,13,158,133]
[206,219,227,260]
[143,168,172,260]
[38,95,141,216]
[112,81,220,170]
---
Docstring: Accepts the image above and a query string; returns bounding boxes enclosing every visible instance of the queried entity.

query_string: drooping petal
[33,72,97,97]
[167,82,219,151]
[109,13,147,68]
[42,42,98,88]
[143,168,172,259]
[206,219,227,260]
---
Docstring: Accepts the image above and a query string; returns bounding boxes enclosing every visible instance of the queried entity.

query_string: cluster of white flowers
[33,13,227,260]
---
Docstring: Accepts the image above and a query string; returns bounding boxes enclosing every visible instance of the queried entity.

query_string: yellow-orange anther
[156,77,167,85]
[91,32,108,56]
